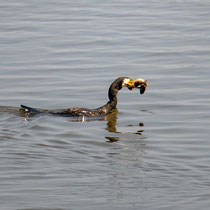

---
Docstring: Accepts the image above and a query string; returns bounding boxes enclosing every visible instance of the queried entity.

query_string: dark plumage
[20,77,148,117]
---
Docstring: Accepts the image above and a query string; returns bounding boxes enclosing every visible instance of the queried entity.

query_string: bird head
[122,78,148,94]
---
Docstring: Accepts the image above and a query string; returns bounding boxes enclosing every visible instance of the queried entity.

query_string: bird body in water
[20,77,148,117]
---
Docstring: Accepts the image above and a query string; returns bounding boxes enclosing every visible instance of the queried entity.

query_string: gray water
[1,0,210,209]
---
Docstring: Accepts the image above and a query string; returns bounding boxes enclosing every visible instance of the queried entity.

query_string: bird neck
[107,84,120,108]
[98,77,127,114]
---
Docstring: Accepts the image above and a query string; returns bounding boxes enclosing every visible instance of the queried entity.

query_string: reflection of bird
[105,111,145,142]
[20,77,148,117]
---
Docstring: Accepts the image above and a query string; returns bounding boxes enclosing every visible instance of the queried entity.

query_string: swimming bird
[20,77,148,117]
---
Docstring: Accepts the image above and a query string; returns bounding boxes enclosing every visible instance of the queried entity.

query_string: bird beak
[123,78,148,94]
[134,78,148,94]
[122,78,135,90]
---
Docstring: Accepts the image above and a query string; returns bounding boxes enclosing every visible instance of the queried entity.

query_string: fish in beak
[134,78,148,94]
[123,78,148,94]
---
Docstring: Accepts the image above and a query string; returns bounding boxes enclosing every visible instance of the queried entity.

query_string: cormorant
[20,77,148,117]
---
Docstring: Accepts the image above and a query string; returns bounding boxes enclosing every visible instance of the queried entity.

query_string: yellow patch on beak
[122,78,135,90]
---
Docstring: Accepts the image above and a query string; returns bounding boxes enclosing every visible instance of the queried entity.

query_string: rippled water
[1,0,210,209]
